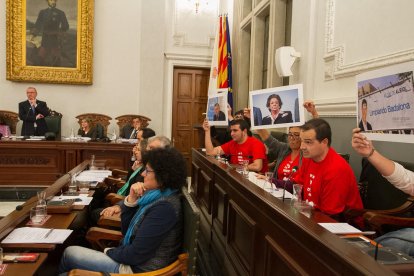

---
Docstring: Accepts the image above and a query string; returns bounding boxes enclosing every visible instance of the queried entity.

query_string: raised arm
[303,100,319,118]
[351,128,395,176]
[203,119,222,156]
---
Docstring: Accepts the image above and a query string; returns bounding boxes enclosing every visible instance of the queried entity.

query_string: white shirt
[384,162,414,196]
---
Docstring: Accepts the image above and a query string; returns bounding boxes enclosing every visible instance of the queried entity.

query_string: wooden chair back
[0,110,19,134]
[181,186,200,275]
[76,113,112,137]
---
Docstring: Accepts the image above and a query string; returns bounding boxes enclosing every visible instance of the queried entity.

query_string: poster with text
[206,90,228,126]
[356,61,414,143]
[250,84,304,130]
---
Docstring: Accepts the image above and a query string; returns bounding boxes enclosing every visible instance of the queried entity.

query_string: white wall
[290,0,414,117]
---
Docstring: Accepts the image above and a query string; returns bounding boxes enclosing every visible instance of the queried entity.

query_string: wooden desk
[3,253,47,276]
[0,162,89,275]
[1,213,77,252]
[192,148,406,275]
[0,140,134,186]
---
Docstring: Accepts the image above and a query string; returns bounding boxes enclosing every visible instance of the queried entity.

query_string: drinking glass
[291,184,303,207]
[68,176,77,194]
[242,160,249,178]
[78,181,90,194]
[0,247,3,265]
[90,154,96,170]
[37,190,46,202]
[30,207,43,224]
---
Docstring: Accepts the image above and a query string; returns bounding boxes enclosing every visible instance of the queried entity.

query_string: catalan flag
[209,15,233,109]
[217,15,233,108]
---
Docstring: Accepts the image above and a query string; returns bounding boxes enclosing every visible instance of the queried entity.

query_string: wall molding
[315,97,356,118]
[163,53,211,137]
[324,0,414,80]
[173,0,218,49]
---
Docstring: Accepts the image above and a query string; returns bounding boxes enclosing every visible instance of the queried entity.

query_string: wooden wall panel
[0,141,133,186]
[227,200,256,276]
[177,73,192,99]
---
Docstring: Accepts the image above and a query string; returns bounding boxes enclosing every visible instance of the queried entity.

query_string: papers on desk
[117,138,138,144]
[318,223,362,234]
[247,172,293,199]
[50,194,93,205]
[1,227,72,244]
[75,170,112,184]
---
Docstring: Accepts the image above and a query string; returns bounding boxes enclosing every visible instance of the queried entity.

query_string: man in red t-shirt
[294,118,363,215]
[203,119,268,173]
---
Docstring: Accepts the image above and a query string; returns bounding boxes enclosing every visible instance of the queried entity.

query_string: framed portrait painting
[6,0,94,84]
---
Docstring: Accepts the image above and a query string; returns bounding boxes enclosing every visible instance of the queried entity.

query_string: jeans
[58,246,121,274]
[375,228,414,256]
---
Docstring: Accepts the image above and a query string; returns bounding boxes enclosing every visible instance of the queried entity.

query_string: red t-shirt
[277,154,300,180]
[293,147,363,215]
[220,136,268,173]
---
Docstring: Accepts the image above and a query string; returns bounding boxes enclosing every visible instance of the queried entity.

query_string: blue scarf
[117,166,143,196]
[123,188,177,245]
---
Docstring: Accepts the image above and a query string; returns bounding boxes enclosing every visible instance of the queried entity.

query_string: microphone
[15,205,23,211]
[23,106,32,138]
[282,166,298,202]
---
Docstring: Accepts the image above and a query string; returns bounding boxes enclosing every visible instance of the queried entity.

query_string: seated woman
[78,118,97,139]
[89,139,148,224]
[59,147,187,273]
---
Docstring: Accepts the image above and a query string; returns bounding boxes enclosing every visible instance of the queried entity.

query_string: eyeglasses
[143,167,155,176]
[288,133,301,139]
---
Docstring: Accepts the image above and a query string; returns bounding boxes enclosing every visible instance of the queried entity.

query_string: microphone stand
[282,166,298,202]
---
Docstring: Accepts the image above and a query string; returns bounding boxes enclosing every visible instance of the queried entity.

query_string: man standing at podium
[18,87,50,136]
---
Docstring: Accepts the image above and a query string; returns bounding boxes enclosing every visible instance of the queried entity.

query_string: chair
[338,153,350,163]
[0,110,19,134]
[344,159,414,234]
[45,109,63,139]
[76,113,112,137]
[79,186,200,275]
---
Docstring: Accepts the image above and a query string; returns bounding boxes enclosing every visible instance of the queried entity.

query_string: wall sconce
[275,46,301,77]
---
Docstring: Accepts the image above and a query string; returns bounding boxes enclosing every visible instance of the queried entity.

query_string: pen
[44,228,54,238]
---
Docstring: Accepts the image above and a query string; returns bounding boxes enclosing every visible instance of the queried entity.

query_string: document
[1,227,72,244]
[75,170,112,183]
[247,172,293,199]
[318,223,362,234]
[50,194,93,205]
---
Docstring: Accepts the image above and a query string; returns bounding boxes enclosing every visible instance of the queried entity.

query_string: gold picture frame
[6,0,94,84]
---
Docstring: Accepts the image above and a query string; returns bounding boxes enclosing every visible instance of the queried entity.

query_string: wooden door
[172,67,209,176]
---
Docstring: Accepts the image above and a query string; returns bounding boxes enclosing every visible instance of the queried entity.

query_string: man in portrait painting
[27,0,74,67]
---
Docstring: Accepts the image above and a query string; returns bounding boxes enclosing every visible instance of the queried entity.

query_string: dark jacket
[19,100,50,136]
[262,111,293,125]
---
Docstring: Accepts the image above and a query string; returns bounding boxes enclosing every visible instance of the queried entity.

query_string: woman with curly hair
[59,147,187,274]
